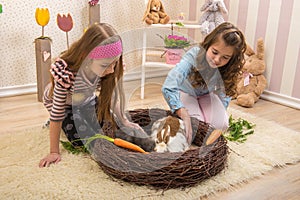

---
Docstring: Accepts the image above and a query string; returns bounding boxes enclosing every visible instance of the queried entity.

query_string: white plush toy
[199,0,228,36]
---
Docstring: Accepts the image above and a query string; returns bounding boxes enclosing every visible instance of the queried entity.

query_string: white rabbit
[151,116,189,153]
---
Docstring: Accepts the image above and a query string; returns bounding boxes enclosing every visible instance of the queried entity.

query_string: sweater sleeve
[162,47,199,113]
[43,58,74,122]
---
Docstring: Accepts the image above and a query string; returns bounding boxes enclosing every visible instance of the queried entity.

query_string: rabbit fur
[151,116,189,153]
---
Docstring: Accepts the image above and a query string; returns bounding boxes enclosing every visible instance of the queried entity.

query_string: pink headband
[88,40,122,59]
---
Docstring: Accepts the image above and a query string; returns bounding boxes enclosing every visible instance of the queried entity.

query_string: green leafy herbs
[60,140,89,155]
[224,115,256,143]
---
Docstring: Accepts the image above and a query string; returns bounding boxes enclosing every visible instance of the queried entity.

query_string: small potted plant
[163,34,190,49]
[158,22,191,64]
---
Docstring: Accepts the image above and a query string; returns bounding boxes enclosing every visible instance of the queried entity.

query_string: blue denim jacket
[162,46,231,113]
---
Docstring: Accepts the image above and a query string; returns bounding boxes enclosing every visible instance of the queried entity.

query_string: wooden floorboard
[0,77,299,199]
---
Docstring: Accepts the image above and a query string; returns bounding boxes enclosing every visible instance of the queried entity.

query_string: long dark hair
[190,22,247,97]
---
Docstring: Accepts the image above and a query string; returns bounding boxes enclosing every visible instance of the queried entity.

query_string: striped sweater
[43,58,101,122]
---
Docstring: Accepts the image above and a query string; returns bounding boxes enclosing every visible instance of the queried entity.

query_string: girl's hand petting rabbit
[175,108,193,144]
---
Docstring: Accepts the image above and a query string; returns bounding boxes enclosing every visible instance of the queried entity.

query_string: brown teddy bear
[142,0,170,25]
[235,38,267,107]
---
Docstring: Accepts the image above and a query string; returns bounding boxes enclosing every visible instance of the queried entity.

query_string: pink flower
[161,34,190,49]
[89,0,99,6]
[167,35,187,41]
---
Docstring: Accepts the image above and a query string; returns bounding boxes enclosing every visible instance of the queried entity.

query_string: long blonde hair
[50,23,125,128]
[190,22,246,97]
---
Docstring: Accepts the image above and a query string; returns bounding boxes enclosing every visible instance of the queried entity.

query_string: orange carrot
[84,134,148,154]
[206,129,222,145]
[113,138,148,154]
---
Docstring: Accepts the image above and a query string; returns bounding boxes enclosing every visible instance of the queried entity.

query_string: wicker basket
[91,108,228,190]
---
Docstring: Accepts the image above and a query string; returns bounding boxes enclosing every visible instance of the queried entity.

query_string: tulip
[57,13,73,49]
[57,13,73,32]
[35,8,50,37]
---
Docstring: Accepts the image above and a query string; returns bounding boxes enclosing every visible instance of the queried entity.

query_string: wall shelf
[140,23,201,99]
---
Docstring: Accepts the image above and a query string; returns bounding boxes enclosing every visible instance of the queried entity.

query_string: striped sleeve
[43,58,74,122]
[43,83,53,113]
[50,83,68,121]
[50,58,74,89]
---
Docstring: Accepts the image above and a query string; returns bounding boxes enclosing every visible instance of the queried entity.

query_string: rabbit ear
[245,43,255,56]
[160,0,165,13]
[256,38,264,60]
[142,0,152,20]
[157,128,163,143]
[162,125,170,143]
[146,0,152,12]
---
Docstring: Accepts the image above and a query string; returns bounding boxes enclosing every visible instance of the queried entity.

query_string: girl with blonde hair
[39,23,142,167]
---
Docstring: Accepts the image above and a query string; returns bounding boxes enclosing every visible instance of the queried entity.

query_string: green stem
[84,134,114,147]
[97,134,114,143]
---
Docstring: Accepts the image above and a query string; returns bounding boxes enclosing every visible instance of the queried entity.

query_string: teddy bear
[142,0,170,25]
[235,38,267,108]
[199,0,228,36]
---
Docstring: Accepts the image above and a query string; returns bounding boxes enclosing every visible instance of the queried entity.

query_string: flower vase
[165,48,183,65]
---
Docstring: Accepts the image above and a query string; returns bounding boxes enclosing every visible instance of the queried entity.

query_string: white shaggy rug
[0,107,299,200]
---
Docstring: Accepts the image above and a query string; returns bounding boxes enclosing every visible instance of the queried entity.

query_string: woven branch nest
[91,108,228,190]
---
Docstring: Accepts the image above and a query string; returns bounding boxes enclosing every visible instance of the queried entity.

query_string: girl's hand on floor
[39,153,61,168]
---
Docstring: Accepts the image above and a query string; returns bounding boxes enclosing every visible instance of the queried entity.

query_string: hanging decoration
[35,8,50,38]
[56,13,73,49]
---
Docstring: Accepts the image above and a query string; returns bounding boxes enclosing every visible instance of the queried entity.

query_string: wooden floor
[0,77,299,199]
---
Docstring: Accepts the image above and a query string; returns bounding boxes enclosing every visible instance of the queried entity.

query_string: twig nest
[91,108,228,190]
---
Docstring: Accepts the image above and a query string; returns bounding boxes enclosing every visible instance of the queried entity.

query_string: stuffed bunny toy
[151,116,189,153]
[199,0,228,36]
[235,38,267,107]
[142,0,170,25]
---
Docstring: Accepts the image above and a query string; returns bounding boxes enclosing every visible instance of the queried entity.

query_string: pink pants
[180,92,229,130]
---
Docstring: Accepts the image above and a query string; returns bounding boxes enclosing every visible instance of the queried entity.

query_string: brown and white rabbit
[151,116,189,153]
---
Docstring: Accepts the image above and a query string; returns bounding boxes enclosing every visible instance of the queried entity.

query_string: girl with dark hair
[162,22,247,143]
